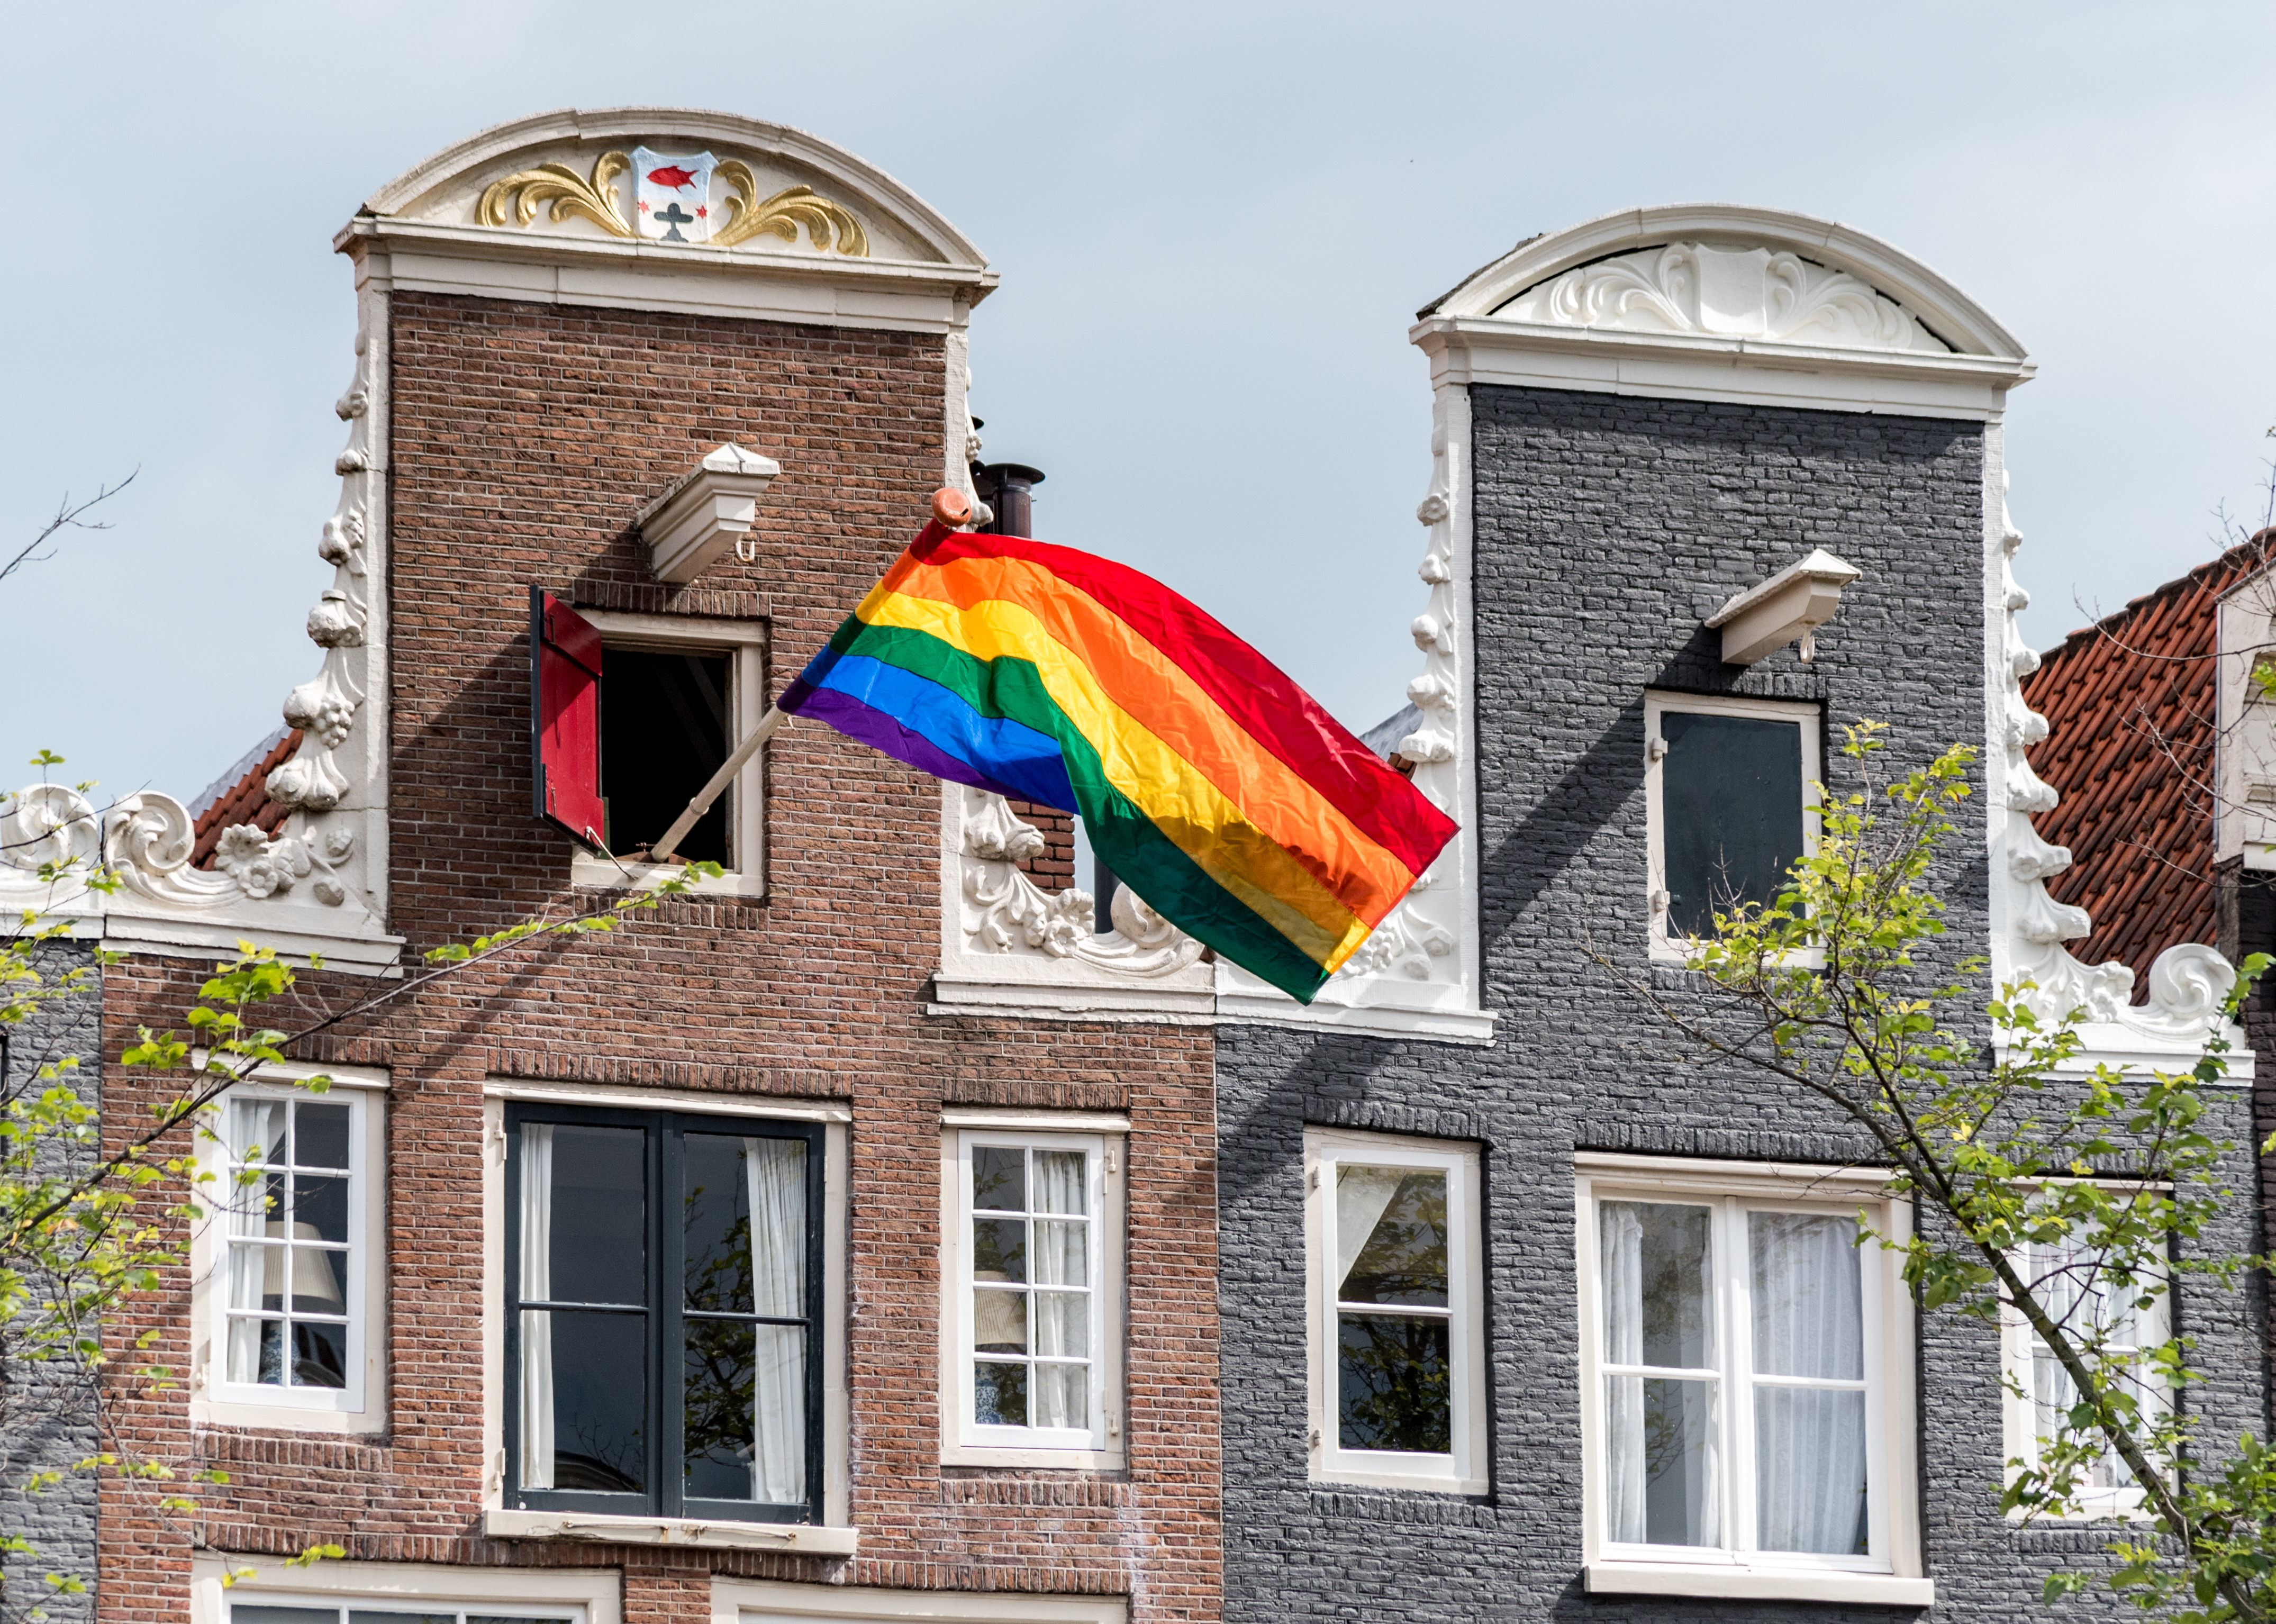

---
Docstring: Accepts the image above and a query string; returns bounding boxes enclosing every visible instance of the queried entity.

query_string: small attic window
[1643,691,1820,960]
[602,649,730,865]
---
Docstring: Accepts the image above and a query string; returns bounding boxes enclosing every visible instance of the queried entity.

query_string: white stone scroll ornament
[956,788,1204,977]
[1998,484,2237,1039]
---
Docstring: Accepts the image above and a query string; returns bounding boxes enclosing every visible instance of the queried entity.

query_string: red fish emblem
[646,164,699,190]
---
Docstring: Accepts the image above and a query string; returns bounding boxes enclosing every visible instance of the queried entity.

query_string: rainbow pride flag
[777,520,1458,1003]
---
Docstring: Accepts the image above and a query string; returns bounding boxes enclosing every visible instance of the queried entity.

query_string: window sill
[941,1444,1126,1471]
[1310,1466,1488,1497]
[570,853,766,899]
[483,1507,858,1555]
[1585,1562,1932,1607]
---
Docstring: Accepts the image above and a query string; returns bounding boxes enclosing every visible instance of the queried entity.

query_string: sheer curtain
[745,1137,806,1504]
[1750,1212,1866,1554]
[1599,1201,1719,1548]
[519,1124,555,1490]
[1336,1166,1406,1296]
[1601,1202,1648,1541]
[225,1099,286,1385]
[1031,1149,1090,1429]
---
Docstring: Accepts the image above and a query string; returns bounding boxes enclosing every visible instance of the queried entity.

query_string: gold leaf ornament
[476,151,634,239]
[713,160,869,257]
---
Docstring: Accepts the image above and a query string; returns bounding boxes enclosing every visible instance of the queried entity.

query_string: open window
[1643,691,1821,962]
[528,592,768,894]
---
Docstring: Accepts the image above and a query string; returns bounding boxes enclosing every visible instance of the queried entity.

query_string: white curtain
[1030,1149,1091,1429]
[1751,1212,1867,1554]
[1600,1201,1719,1547]
[519,1123,554,1490]
[1336,1166,1406,1295]
[746,1137,806,1503]
[225,1099,286,1385]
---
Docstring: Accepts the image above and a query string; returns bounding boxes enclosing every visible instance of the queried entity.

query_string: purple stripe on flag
[791,688,1030,802]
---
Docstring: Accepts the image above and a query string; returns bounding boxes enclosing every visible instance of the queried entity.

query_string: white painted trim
[1643,691,1822,965]
[940,1107,1131,1133]
[190,1051,390,1091]
[483,1078,851,1122]
[941,1128,1125,1466]
[93,912,404,977]
[1305,1127,1488,1495]
[712,1576,1125,1624]
[1584,1562,1934,1607]
[566,607,770,897]
[1413,317,2020,421]
[1575,1160,1924,1584]
[193,1555,623,1624]
[191,1084,385,1432]
[484,1506,857,1554]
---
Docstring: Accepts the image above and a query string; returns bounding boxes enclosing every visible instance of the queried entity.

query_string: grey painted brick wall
[1,942,101,1624]
[1215,386,2268,1621]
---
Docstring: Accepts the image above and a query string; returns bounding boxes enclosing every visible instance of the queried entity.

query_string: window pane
[1661,710,1805,938]
[1749,1212,1862,1381]
[295,1102,352,1170]
[1337,1311,1452,1454]
[973,1219,1027,1284]
[746,1138,806,1321]
[1035,1290,1088,1359]
[973,1146,1026,1212]
[293,1176,350,1246]
[234,1610,339,1623]
[684,1318,755,1499]
[232,1099,287,1165]
[1605,1375,1720,1546]
[1600,1201,1713,1369]
[539,1309,647,1492]
[1033,1150,1086,1214]
[287,1320,349,1389]
[1034,1362,1088,1430]
[1032,1220,1086,1287]
[546,1126,646,1307]
[974,1287,1028,1354]
[683,1133,752,1314]
[1337,1167,1448,1307]
[349,1613,454,1623]
[226,1314,274,1384]
[976,1360,1028,1426]
[1756,1386,1868,1553]
[751,1322,806,1503]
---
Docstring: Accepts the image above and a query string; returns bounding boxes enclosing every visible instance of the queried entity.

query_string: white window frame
[2000,1198,2173,1523]
[189,1062,387,1432]
[1643,691,1822,965]
[1304,1126,1488,1495]
[569,608,768,899]
[941,1113,1126,1468]
[1575,1154,1930,1608]
[475,1079,855,1547]
[191,1555,619,1624]
[713,1575,1125,1624]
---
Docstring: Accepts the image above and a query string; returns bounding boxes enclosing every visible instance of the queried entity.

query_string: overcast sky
[5,2,2272,806]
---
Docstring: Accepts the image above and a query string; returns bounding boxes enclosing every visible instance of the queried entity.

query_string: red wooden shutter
[530,588,606,849]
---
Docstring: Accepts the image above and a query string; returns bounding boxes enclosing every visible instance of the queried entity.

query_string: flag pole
[649,486,977,864]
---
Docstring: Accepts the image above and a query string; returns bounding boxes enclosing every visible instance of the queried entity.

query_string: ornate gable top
[1418,204,2025,362]
[353,106,989,275]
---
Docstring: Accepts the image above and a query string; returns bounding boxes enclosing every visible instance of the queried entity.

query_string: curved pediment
[358,106,984,270]
[1423,205,2023,361]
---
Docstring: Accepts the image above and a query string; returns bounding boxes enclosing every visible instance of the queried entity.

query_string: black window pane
[1661,711,1805,938]
[350,1614,454,1623]
[1339,1171,1449,1306]
[290,1320,348,1388]
[235,1609,337,1623]
[973,1147,1026,1211]
[294,1103,351,1169]
[601,648,731,863]
[973,1218,1027,1283]
[293,1175,350,1246]
[685,1318,755,1499]
[1338,1312,1452,1453]
[547,1309,647,1491]
[549,1126,646,1307]
[684,1133,752,1314]
[976,1360,1028,1426]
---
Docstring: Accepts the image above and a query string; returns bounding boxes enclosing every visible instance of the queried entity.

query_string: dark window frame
[503,1103,826,1525]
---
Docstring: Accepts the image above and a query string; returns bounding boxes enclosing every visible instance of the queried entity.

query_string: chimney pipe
[972,462,1046,540]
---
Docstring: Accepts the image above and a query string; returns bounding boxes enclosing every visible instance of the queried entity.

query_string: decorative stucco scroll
[1499,243,1949,354]
[1996,482,2238,1044]
[956,789,1205,978]
[473,149,870,256]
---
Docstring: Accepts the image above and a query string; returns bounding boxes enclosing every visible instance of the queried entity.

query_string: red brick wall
[99,292,1220,1622]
